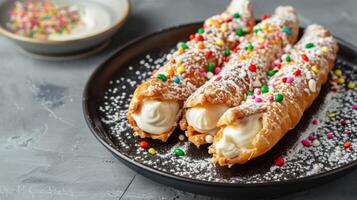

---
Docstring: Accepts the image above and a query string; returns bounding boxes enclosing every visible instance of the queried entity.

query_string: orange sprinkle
[343,141,351,148]
[198,42,205,49]
[167,68,174,76]
[178,48,185,54]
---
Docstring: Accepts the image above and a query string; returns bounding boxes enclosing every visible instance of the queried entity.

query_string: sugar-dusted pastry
[127,0,254,142]
[209,24,338,166]
[180,6,299,147]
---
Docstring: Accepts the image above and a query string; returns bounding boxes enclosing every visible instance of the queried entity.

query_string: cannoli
[209,24,338,166]
[127,0,254,141]
[180,6,299,147]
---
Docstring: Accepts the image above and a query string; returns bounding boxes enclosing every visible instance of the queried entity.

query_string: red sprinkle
[331,87,337,93]
[275,156,284,167]
[215,75,222,81]
[282,77,287,83]
[139,141,149,149]
[205,50,213,58]
[261,15,270,20]
[214,67,222,75]
[301,139,312,147]
[233,46,240,53]
[308,134,316,140]
[248,64,256,72]
[294,69,302,76]
[312,119,319,125]
[224,57,230,62]
[196,35,204,41]
[340,119,347,126]
[301,54,309,62]
[189,34,195,40]
[275,63,282,69]
[326,133,334,139]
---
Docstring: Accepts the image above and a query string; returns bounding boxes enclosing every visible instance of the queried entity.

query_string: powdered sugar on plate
[98,48,356,184]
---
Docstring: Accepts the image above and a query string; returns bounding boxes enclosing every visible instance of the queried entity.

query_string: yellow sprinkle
[311,66,319,74]
[148,148,156,155]
[337,78,345,84]
[207,19,214,26]
[177,60,183,66]
[347,82,355,89]
[216,39,224,46]
[261,24,267,30]
[220,25,228,32]
[177,66,186,74]
[322,46,329,54]
[334,69,342,76]
[328,112,336,118]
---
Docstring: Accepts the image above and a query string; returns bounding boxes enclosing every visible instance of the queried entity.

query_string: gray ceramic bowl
[0,0,130,55]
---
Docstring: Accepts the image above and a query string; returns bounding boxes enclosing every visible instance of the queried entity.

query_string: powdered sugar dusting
[97,43,357,183]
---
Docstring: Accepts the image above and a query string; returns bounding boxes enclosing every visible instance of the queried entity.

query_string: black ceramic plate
[83,22,357,197]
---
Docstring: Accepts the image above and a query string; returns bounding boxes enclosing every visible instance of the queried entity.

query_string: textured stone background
[0,0,356,199]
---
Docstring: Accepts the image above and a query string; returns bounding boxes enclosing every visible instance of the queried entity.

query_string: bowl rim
[82,22,357,189]
[0,0,131,45]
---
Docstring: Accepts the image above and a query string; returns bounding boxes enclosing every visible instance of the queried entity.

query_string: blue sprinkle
[282,26,292,36]
[173,76,180,84]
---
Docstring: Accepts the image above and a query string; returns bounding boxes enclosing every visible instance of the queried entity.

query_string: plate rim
[82,22,357,189]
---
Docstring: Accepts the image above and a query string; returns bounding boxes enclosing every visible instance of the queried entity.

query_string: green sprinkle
[198,28,204,34]
[254,28,262,33]
[233,12,240,19]
[174,148,185,156]
[247,91,253,96]
[305,43,314,49]
[208,63,215,72]
[268,69,277,76]
[156,74,167,81]
[173,76,180,84]
[285,55,291,62]
[244,44,254,51]
[261,85,269,94]
[224,49,231,57]
[274,93,284,102]
[181,43,189,49]
[236,28,244,37]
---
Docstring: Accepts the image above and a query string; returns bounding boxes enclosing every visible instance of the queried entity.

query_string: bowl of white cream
[0,0,130,55]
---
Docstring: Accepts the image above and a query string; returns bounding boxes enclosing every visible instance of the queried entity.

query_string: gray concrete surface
[0,0,356,199]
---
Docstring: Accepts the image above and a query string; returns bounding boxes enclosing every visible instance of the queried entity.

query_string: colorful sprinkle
[174,148,185,156]
[245,45,254,51]
[282,26,292,35]
[236,28,244,37]
[305,43,315,49]
[334,69,342,76]
[139,141,149,149]
[224,49,231,57]
[181,43,189,49]
[343,142,351,148]
[347,82,356,89]
[177,66,186,74]
[173,76,180,84]
[274,93,284,102]
[312,119,319,125]
[311,66,319,74]
[196,35,204,42]
[261,15,270,20]
[285,55,291,62]
[233,12,240,18]
[301,139,312,147]
[352,104,357,110]
[208,63,215,72]
[148,148,156,155]
[268,69,277,76]
[261,85,269,93]
[275,156,284,167]
[301,54,309,62]
[294,69,302,76]
[248,64,256,72]
[308,134,316,141]
[197,28,205,34]
[337,78,345,84]
[205,50,213,58]
[214,67,222,75]
[156,73,167,81]
[216,39,224,46]
[326,133,333,139]
[340,119,347,126]
[321,46,329,54]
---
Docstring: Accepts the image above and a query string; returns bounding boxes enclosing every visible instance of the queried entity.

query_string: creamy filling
[216,114,262,159]
[49,4,111,41]
[186,104,228,135]
[132,99,180,135]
